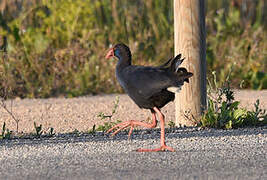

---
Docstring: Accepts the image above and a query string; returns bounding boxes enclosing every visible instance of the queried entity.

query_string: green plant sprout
[0,122,12,139]
[168,120,176,128]
[34,122,43,137]
[97,96,120,120]
[48,127,55,137]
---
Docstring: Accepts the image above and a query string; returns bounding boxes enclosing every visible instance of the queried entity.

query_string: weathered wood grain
[174,0,207,126]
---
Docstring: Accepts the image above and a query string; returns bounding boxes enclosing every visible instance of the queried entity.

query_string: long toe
[106,121,134,136]
[136,145,175,152]
[106,119,157,140]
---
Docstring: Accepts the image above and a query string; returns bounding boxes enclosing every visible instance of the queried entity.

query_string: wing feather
[121,66,175,99]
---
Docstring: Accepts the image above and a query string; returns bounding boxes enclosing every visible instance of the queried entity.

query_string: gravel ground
[0,126,266,179]
[0,90,266,134]
[0,90,266,179]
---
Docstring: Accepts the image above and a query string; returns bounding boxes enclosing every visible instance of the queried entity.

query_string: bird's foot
[136,144,175,152]
[106,120,137,139]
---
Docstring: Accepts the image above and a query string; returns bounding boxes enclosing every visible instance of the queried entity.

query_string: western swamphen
[105,43,193,152]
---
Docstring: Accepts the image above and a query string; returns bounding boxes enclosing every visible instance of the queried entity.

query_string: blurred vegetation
[0,0,266,98]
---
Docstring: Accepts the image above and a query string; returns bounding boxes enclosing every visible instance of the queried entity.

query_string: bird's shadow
[0,126,266,147]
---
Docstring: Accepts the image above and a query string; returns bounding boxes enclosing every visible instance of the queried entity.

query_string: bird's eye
[114,49,120,56]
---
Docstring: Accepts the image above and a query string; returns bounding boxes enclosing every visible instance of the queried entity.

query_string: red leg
[106,107,175,152]
[136,107,175,152]
[106,112,157,138]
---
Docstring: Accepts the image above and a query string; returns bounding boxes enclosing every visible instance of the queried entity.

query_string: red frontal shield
[105,48,114,59]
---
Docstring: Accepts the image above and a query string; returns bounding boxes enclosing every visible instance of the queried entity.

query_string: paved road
[0,127,266,180]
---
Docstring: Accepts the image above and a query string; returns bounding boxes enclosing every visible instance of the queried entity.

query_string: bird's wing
[122,66,177,99]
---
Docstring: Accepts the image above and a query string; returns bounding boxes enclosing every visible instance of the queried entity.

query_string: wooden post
[174,0,206,126]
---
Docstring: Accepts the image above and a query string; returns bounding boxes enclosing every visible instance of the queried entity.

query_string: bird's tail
[172,55,184,72]
[158,54,193,83]
[176,67,193,83]
[167,66,193,93]
[169,54,193,83]
[158,54,183,70]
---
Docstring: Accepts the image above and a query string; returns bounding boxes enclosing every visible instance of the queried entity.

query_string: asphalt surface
[0,126,266,180]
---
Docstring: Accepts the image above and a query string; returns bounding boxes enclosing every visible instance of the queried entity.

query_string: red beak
[105,48,114,59]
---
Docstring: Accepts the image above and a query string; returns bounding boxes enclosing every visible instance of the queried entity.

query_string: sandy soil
[0,90,266,134]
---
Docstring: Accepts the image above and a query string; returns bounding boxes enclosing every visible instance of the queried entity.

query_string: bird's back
[116,66,179,109]
[116,53,193,110]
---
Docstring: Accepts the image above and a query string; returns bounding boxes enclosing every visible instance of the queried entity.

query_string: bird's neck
[116,55,131,70]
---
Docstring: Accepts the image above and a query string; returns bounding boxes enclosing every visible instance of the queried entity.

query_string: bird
[105,43,193,152]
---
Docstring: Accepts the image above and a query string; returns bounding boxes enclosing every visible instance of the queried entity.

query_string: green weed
[201,71,267,129]
[33,122,43,137]
[97,96,119,120]
[90,96,121,133]
[88,124,96,134]
[168,120,176,128]
[0,122,12,139]
[69,129,81,136]
[48,127,55,137]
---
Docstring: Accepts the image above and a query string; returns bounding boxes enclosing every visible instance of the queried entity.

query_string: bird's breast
[115,69,128,91]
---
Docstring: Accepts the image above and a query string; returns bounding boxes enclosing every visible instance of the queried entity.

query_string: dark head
[105,43,132,65]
